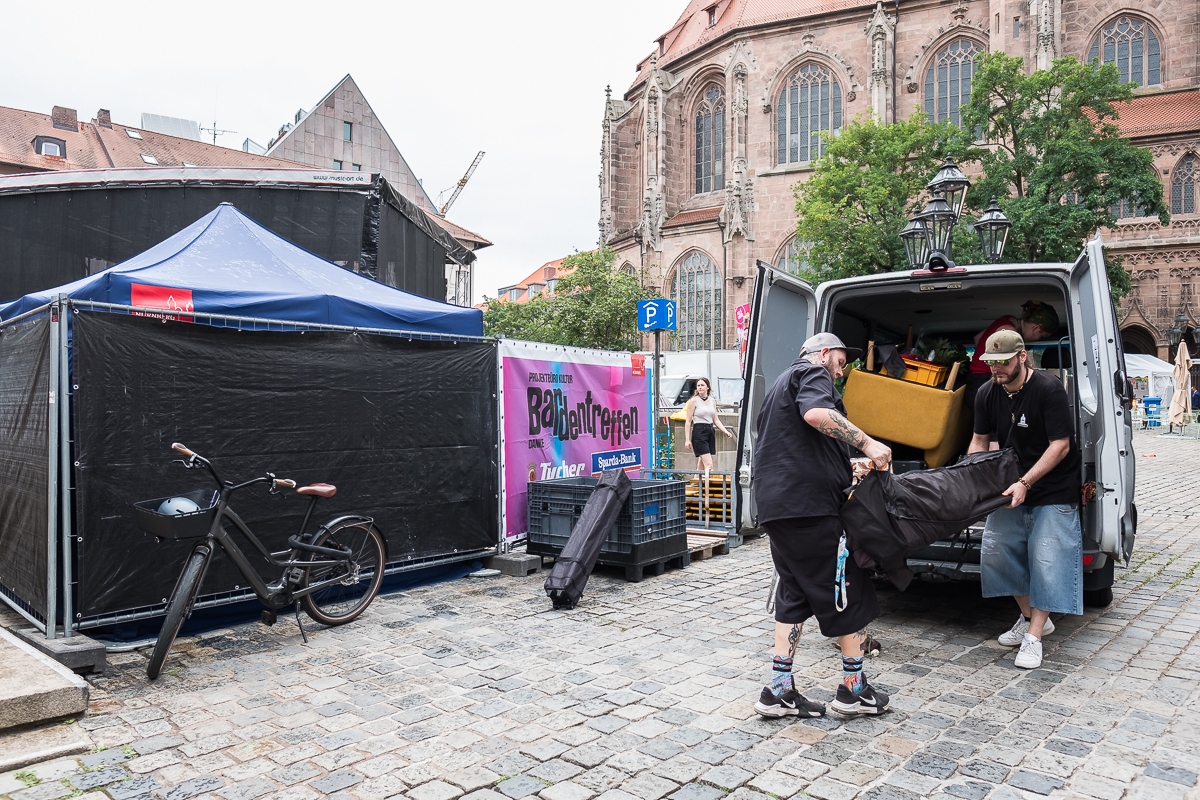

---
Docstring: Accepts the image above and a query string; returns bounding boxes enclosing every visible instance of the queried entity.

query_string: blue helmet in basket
[157,496,201,516]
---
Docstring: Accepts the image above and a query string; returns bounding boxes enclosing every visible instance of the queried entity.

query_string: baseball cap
[981,329,1026,362]
[801,332,863,360]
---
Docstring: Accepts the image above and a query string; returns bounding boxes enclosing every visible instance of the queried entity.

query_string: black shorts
[692,423,716,456]
[765,515,880,637]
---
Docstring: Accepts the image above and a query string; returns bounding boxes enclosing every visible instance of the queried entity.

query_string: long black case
[543,469,632,609]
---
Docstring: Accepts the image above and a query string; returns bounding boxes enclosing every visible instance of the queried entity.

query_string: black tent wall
[71,311,498,622]
[0,313,51,620]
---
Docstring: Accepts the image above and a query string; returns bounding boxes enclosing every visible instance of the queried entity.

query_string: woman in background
[684,377,733,470]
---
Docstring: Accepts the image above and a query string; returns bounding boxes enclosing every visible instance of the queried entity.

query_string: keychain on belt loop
[834,532,850,612]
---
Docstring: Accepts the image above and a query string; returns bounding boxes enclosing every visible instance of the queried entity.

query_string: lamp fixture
[914,192,957,271]
[927,156,972,220]
[973,197,1012,264]
[899,217,929,269]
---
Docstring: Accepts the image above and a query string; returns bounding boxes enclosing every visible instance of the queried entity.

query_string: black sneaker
[830,680,890,716]
[754,687,826,718]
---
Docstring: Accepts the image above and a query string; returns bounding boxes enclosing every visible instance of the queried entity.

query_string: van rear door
[1069,236,1135,559]
[735,264,816,533]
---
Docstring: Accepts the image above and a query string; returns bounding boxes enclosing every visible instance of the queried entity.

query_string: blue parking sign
[638,299,677,331]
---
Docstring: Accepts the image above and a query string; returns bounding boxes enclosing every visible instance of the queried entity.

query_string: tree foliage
[792,114,976,282]
[482,248,659,352]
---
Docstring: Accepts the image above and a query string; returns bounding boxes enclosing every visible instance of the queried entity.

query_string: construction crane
[437,151,485,216]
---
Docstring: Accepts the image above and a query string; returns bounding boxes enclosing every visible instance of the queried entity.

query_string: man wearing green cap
[968,328,1082,670]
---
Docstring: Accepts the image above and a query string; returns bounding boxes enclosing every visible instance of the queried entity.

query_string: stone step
[0,721,92,772]
[0,627,89,732]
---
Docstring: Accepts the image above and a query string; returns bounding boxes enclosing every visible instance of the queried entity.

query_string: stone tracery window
[1088,16,1161,87]
[775,238,814,275]
[924,40,983,127]
[1172,155,1197,216]
[670,251,722,350]
[695,85,725,194]
[777,64,842,165]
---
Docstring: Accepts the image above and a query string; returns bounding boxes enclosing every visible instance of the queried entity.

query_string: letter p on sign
[638,299,677,331]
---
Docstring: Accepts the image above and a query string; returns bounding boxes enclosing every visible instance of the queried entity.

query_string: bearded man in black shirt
[752,333,893,719]
[970,329,1083,671]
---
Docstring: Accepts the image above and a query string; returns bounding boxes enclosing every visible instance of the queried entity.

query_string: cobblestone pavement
[3,429,1200,800]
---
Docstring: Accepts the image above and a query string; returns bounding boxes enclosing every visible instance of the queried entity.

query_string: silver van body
[735,237,1134,602]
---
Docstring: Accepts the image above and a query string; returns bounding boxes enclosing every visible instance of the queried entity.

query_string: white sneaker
[997,615,1054,646]
[1014,633,1043,669]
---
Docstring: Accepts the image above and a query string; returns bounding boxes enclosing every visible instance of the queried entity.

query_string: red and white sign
[631,354,646,377]
[131,283,193,322]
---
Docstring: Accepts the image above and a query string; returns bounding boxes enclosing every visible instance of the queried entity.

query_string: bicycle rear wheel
[147,544,210,680]
[300,520,386,626]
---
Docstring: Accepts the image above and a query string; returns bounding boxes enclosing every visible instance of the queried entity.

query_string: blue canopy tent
[1,203,482,337]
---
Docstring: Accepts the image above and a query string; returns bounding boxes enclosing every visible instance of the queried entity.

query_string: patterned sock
[770,656,794,697]
[842,655,865,694]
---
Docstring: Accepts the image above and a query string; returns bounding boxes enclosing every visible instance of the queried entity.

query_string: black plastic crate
[528,531,690,583]
[527,476,685,555]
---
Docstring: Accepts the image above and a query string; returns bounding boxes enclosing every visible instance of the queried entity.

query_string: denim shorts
[980,503,1083,615]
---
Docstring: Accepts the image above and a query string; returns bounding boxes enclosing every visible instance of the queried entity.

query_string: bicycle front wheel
[147,544,210,680]
[300,520,386,626]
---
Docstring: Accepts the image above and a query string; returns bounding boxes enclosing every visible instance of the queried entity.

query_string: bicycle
[135,443,387,680]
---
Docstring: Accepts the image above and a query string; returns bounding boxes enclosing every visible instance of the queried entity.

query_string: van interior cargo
[825,278,1070,469]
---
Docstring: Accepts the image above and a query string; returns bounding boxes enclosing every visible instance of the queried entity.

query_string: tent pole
[497,343,507,554]
[45,299,60,640]
[58,296,73,637]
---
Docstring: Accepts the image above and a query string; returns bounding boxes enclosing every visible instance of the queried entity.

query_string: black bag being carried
[840,449,1019,590]
[544,469,633,609]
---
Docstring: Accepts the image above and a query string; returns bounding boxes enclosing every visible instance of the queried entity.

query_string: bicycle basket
[134,489,219,539]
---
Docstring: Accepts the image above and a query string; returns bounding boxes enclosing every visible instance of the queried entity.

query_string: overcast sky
[3,0,685,304]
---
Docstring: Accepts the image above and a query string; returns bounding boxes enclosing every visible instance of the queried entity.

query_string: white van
[735,237,1134,606]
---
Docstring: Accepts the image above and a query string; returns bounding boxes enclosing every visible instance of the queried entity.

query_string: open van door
[1069,236,1135,561]
[734,263,816,533]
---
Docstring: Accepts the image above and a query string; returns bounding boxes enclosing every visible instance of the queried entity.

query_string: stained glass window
[670,251,722,351]
[775,238,814,275]
[1088,17,1160,87]
[695,85,726,194]
[924,40,983,126]
[777,64,842,165]
[1172,155,1197,215]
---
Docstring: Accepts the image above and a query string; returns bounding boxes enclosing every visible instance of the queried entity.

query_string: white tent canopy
[1125,353,1176,399]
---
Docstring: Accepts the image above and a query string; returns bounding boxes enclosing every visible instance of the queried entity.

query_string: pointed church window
[1172,155,1196,216]
[695,85,725,194]
[776,64,841,165]
[670,251,722,351]
[924,40,982,127]
[1088,16,1161,87]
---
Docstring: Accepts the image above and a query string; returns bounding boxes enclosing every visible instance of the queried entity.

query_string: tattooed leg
[775,622,803,659]
[838,627,869,658]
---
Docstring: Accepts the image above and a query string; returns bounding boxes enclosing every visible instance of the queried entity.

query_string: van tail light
[1082,555,1095,566]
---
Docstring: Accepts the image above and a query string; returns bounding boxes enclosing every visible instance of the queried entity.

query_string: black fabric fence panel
[72,311,498,620]
[0,313,51,619]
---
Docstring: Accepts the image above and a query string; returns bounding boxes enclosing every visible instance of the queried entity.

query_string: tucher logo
[537,461,589,480]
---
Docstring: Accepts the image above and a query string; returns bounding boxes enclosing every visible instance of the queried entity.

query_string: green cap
[981,329,1026,362]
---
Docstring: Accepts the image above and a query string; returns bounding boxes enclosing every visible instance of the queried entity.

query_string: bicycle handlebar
[172,442,196,458]
[274,478,297,490]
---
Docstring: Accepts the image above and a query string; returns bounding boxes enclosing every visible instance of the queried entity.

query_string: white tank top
[692,395,716,424]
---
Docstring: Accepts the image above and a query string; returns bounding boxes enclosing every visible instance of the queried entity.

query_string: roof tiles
[1112,90,1200,139]
[662,206,722,229]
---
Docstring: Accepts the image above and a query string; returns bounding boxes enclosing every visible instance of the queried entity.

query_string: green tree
[791,114,976,282]
[482,247,659,352]
[961,52,1168,299]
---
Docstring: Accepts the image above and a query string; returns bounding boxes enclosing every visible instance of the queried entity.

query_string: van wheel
[1083,587,1113,608]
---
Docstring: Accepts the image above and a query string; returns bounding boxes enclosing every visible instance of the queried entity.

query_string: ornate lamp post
[899,218,929,269]
[974,197,1013,264]
[914,192,957,270]
[1167,315,1183,351]
[927,156,972,220]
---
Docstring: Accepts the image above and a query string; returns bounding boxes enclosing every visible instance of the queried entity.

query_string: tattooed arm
[802,407,892,469]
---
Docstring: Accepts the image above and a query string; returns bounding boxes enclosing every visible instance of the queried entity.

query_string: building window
[333,160,342,170]
[546,278,558,293]
[670,251,722,351]
[40,141,60,156]
[125,129,143,140]
[777,63,842,165]
[352,164,361,171]
[775,238,813,275]
[1172,154,1197,215]
[925,39,983,126]
[140,153,158,165]
[707,6,717,27]
[694,84,725,194]
[343,121,352,141]
[1088,16,1161,87]
[1014,18,1020,39]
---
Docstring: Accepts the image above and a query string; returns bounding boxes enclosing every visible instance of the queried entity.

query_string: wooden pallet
[687,534,730,560]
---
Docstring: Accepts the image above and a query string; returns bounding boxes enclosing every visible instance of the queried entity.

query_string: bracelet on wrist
[1018,478,1032,490]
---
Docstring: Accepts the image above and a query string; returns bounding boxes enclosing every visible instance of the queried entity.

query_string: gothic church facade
[599,0,1200,359]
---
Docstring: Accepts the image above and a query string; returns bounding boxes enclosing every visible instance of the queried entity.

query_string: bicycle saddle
[296,483,337,498]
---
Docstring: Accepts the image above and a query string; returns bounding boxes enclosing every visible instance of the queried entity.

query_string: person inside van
[966,301,1060,409]
[683,377,733,471]
[970,329,1082,671]
[752,333,893,719]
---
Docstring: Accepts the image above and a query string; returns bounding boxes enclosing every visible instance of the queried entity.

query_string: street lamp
[1168,312,1188,350]
[928,156,972,219]
[899,217,929,268]
[974,197,1013,264]
[915,192,957,271]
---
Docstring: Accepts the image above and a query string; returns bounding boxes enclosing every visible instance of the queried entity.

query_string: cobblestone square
[3,430,1199,800]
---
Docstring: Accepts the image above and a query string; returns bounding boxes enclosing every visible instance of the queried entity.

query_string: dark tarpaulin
[72,311,498,621]
[0,313,51,619]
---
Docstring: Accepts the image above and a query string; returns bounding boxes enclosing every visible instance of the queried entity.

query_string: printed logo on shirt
[1018,414,1028,428]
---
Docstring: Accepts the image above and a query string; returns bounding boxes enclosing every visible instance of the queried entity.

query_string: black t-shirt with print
[973,369,1082,506]
[754,359,854,523]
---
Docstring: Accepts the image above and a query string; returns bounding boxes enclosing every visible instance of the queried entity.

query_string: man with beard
[753,333,893,719]
[969,329,1082,670]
